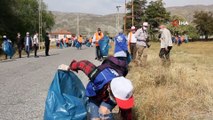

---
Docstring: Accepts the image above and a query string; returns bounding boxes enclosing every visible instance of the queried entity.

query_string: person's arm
[58,60,98,80]
[92,33,96,43]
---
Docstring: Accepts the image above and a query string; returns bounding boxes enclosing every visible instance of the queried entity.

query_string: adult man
[58,56,133,120]
[24,32,32,58]
[45,32,50,56]
[128,26,137,60]
[33,32,39,57]
[135,22,149,66]
[16,33,23,58]
[93,28,104,61]
[159,25,173,62]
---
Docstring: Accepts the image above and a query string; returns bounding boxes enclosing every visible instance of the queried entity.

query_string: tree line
[125,0,213,40]
[0,0,55,43]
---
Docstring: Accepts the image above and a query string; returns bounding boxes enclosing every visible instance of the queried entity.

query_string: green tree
[0,0,55,42]
[145,0,170,40]
[193,11,213,39]
[125,0,147,31]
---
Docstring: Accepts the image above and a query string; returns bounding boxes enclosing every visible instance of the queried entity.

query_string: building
[49,30,72,42]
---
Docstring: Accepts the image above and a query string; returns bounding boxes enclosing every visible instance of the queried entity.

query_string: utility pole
[116,5,121,33]
[124,0,127,33]
[131,0,134,26]
[38,0,42,49]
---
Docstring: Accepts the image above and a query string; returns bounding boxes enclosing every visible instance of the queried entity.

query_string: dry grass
[123,42,213,120]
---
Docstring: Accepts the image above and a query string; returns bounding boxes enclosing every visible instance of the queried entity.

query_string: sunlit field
[112,41,213,119]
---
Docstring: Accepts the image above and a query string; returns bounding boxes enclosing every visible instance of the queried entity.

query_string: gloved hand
[58,64,70,71]
[69,60,78,73]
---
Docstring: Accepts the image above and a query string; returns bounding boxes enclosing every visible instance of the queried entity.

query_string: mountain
[51,5,213,37]
[167,5,213,22]
[51,11,124,37]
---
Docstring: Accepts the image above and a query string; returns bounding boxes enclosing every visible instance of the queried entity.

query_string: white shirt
[127,32,137,43]
[33,34,39,45]
[160,28,173,48]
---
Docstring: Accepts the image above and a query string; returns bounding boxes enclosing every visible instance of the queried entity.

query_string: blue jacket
[114,33,128,54]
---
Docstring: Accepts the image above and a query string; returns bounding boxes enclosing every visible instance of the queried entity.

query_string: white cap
[110,76,134,109]
[3,35,6,38]
[131,26,136,30]
[143,22,148,26]
[26,32,29,35]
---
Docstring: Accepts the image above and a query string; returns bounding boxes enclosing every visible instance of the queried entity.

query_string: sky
[43,0,213,15]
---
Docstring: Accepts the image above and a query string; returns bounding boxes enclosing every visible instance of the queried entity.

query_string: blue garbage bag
[44,70,88,120]
[85,42,91,47]
[2,40,14,57]
[99,35,110,56]
[75,41,81,49]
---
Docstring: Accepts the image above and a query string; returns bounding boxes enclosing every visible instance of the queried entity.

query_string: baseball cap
[131,26,136,30]
[143,22,148,27]
[3,35,6,38]
[110,76,134,109]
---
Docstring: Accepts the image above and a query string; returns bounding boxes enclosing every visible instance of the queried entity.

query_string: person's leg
[34,44,36,57]
[165,46,172,60]
[132,43,137,60]
[88,100,101,120]
[130,43,134,58]
[135,45,144,66]
[99,100,116,120]
[18,48,21,58]
[159,48,167,64]
[97,46,101,60]
[141,47,147,66]
[26,46,30,57]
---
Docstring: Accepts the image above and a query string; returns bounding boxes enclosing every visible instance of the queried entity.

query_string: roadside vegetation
[123,42,213,119]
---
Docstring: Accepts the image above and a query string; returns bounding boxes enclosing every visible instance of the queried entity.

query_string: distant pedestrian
[135,22,149,66]
[128,26,137,60]
[24,32,33,58]
[33,32,39,57]
[2,35,13,59]
[45,32,50,56]
[159,25,173,62]
[77,35,83,50]
[16,32,24,58]
[93,28,104,61]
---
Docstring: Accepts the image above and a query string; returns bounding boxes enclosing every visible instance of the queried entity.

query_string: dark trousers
[45,45,49,56]
[159,46,172,60]
[18,47,22,58]
[34,44,38,57]
[129,43,137,59]
[96,46,102,59]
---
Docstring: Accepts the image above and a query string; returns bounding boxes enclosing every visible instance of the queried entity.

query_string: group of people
[55,22,154,120]
[1,32,51,60]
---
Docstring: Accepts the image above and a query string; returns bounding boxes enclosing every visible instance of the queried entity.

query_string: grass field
[118,42,213,119]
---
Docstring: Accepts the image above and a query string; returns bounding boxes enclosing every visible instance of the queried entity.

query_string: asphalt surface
[0,46,101,120]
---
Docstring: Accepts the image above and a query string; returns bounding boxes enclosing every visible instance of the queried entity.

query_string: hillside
[51,4,213,36]
[167,5,213,22]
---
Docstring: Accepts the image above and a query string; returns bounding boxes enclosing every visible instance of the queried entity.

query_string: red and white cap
[110,76,134,109]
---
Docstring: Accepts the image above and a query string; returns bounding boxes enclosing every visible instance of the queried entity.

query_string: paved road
[0,46,101,120]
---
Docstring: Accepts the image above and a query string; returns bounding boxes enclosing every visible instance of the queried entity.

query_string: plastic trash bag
[99,35,110,56]
[86,42,91,47]
[44,70,88,120]
[2,40,14,57]
[75,41,81,49]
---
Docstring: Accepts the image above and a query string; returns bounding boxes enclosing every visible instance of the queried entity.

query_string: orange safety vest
[78,36,83,43]
[95,32,103,46]
[65,38,69,43]
[128,32,133,45]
